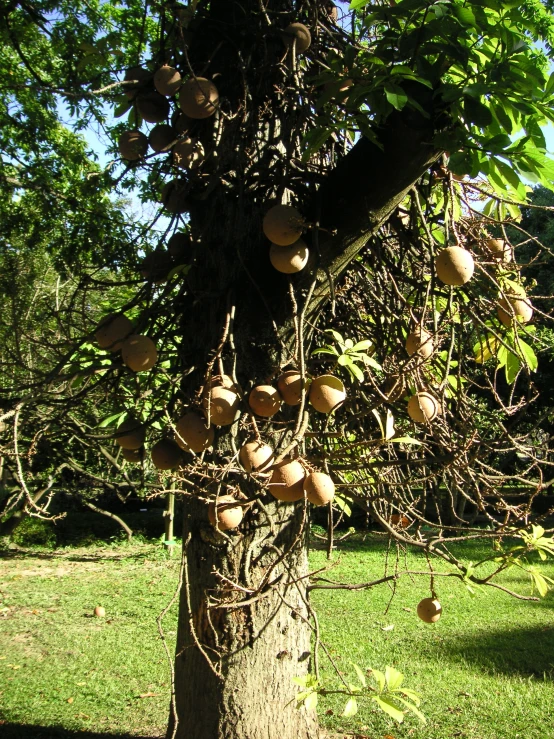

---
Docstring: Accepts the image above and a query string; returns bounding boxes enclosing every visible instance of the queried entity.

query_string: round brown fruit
[161,179,190,214]
[208,495,243,531]
[151,439,182,470]
[277,370,303,406]
[435,246,474,286]
[282,22,311,53]
[485,238,512,262]
[175,412,214,453]
[115,419,145,450]
[497,294,533,327]
[173,137,204,170]
[203,374,241,395]
[407,392,438,423]
[140,249,173,282]
[179,77,219,119]
[121,335,158,372]
[268,458,306,502]
[118,130,148,161]
[417,597,442,624]
[203,386,240,426]
[154,65,182,97]
[269,239,309,274]
[405,327,434,360]
[136,91,170,123]
[239,440,274,474]
[249,385,282,418]
[121,447,144,463]
[309,375,346,414]
[303,472,335,506]
[123,66,150,100]
[95,313,133,352]
[167,232,190,262]
[263,204,304,246]
[94,606,106,618]
[148,124,175,153]
[390,513,411,528]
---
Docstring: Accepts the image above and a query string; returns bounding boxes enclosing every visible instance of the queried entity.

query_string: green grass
[311,535,554,739]
[0,534,553,738]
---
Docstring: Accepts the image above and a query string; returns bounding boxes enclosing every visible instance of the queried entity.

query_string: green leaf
[463,96,493,128]
[385,82,408,111]
[373,695,405,723]
[99,411,126,428]
[389,436,423,445]
[304,691,318,711]
[352,663,367,688]
[370,668,386,692]
[453,5,476,26]
[517,339,538,372]
[342,697,358,717]
[385,665,404,691]
[349,0,368,8]
[505,349,521,384]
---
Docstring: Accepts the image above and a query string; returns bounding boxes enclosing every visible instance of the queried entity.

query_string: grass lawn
[0,533,553,738]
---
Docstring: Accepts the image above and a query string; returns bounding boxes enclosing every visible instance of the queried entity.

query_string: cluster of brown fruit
[116,65,220,215]
[262,204,309,274]
[95,313,158,373]
[434,237,533,327]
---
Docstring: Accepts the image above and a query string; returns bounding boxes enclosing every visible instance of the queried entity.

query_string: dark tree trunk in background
[168,1,439,737]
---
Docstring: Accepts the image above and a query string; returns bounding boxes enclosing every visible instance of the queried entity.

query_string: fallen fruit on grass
[95,313,133,352]
[249,385,282,417]
[277,370,304,406]
[208,495,243,531]
[263,204,304,246]
[268,458,306,502]
[179,77,219,119]
[309,375,346,414]
[269,239,309,273]
[405,327,434,360]
[417,597,442,623]
[435,246,474,286]
[407,392,438,423]
[239,440,274,474]
[94,606,106,618]
[497,293,533,327]
[121,335,158,372]
[303,472,335,506]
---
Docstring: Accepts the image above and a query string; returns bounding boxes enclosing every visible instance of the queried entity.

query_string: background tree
[2,2,554,739]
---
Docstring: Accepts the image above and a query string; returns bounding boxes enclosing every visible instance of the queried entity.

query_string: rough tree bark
[168,2,440,737]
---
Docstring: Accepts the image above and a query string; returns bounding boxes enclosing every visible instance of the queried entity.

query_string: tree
[2,2,554,738]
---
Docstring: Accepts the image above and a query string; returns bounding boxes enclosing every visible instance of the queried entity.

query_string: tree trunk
[166,2,440,736]
[168,497,318,739]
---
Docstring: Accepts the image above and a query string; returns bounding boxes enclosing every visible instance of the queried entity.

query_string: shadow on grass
[438,624,554,678]
[0,725,161,739]
[0,548,159,564]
